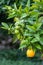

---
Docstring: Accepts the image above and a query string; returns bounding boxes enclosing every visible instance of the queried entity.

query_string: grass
[0,49,43,65]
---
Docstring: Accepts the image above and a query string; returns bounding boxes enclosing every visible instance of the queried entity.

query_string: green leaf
[21,13,28,19]
[34,34,40,41]
[26,25,36,32]
[26,0,30,7]
[29,11,39,18]
[19,45,26,49]
[38,16,43,23]
[35,43,42,50]
[40,37,43,45]
[34,22,42,30]
[20,39,30,49]
[7,12,15,19]
[31,38,38,43]
[40,30,43,35]
[1,22,9,29]
[13,3,17,10]
[27,18,34,24]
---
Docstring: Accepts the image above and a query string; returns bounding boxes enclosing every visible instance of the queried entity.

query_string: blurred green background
[0,49,43,65]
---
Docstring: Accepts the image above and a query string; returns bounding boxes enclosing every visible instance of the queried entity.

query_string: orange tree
[1,0,43,57]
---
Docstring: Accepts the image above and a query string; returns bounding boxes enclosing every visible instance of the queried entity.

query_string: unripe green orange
[15,30,19,34]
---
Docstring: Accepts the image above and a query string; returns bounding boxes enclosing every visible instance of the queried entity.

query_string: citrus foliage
[1,0,43,55]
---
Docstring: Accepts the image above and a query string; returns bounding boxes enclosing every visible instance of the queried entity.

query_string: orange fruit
[26,49,35,58]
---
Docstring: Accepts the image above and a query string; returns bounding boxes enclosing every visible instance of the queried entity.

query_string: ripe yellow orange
[26,49,35,58]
